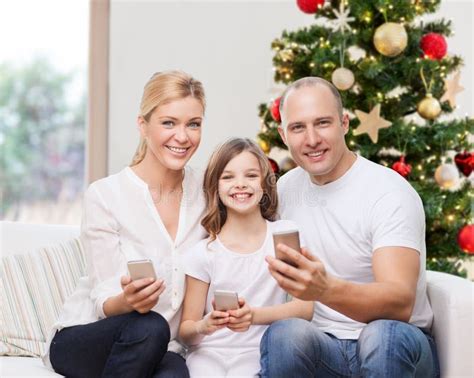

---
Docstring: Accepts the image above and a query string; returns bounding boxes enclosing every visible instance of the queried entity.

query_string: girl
[179,138,313,377]
[45,71,207,377]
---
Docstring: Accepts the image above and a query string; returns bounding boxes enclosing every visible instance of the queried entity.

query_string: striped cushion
[0,238,85,356]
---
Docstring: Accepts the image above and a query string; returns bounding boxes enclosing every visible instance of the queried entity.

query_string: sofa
[1,221,473,377]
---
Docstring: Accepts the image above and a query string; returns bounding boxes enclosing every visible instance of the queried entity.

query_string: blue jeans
[50,311,189,378]
[260,319,440,378]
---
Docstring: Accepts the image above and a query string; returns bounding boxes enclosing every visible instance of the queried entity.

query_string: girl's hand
[195,308,230,336]
[227,298,253,332]
[120,275,166,314]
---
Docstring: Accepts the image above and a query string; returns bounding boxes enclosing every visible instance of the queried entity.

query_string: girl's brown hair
[201,138,278,241]
[130,70,206,166]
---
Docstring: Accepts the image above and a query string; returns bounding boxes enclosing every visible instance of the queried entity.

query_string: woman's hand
[227,298,253,332]
[120,276,166,314]
[195,308,230,336]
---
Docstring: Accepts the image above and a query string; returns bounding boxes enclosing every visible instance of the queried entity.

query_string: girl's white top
[184,219,303,352]
[42,166,207,368]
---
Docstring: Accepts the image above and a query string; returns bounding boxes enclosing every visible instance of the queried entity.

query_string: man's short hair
[279,77,344,126]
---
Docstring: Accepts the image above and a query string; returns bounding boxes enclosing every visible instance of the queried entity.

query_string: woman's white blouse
[43,166,207,366]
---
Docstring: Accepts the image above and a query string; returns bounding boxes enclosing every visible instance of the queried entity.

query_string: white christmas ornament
[331,2,355,33]
[434,163,459,189]
[332,67,355,90]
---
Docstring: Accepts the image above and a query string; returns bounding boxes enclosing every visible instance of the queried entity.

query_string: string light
[363,11,372,23]
[309,62,315,68]
[447,215,455,222]
[417,164,423,170]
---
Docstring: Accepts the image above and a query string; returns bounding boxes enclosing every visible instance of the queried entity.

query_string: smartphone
[127,259,157,281]
[272,230,301,267]
[214,290,239,311]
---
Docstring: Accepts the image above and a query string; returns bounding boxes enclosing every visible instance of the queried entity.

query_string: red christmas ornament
[420,33,447,60]
[297,0,325,14]
[268,157,280,174]
[454,151,474,177]
[271,97,282,123]
[392,156,412,178]
[457,225,474,254]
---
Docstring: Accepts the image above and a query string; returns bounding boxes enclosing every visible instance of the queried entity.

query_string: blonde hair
[201,138,278,241]
[130,70,206,166]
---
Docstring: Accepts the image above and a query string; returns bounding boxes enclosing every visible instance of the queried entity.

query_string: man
[261,77,439,377]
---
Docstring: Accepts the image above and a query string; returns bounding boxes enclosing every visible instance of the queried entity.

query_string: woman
[44,70,207,377]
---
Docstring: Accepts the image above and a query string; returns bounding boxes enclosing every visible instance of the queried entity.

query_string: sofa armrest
[426,270,473,378]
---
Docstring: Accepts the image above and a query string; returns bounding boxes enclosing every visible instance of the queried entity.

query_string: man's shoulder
[354,160,425,229]
[358,157,421,201]
[277,166,307,191]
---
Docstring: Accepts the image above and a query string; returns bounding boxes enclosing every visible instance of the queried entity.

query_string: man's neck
[311,149,357,186]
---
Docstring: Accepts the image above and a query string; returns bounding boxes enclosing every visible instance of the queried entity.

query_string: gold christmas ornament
[280,156,297,171]
[353,104,392,143]
[331,67,355,91]
[258,139,271,154]
[373,22,408,57]
[435,163,459,189]
[440,71,464,108]
[417,94,441,120]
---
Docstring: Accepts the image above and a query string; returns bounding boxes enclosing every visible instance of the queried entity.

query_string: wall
[108,0,473,174]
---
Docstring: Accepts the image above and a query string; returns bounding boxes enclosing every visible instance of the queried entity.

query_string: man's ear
[341,113,350,135]
[277,126,288,146]
[137,116,147,138]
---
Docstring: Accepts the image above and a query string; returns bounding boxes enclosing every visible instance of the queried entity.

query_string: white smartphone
[272,230,301,267]
[214,290,239,311]
[127,259,157,281]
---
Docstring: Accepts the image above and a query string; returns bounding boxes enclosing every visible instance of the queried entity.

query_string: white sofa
[1,221,473,377]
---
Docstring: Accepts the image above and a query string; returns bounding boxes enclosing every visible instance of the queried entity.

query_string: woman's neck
[132,153,183,192]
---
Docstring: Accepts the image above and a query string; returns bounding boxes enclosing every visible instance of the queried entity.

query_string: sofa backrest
[0,221,80,256]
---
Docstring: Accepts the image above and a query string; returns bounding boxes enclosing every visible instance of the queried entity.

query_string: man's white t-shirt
[277,155,433,340]
[184,219,303,351]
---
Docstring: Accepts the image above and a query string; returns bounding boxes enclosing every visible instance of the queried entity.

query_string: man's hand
[227,298,253,332]
[266,244,333,301]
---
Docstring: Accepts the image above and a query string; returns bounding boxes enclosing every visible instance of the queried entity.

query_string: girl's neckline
[215,220,270,257]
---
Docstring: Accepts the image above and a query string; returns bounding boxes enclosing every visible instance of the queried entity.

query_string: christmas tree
[257,0,473,276]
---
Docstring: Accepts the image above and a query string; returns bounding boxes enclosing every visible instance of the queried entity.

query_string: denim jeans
[50,311,189,378]
[260,318,440,378]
